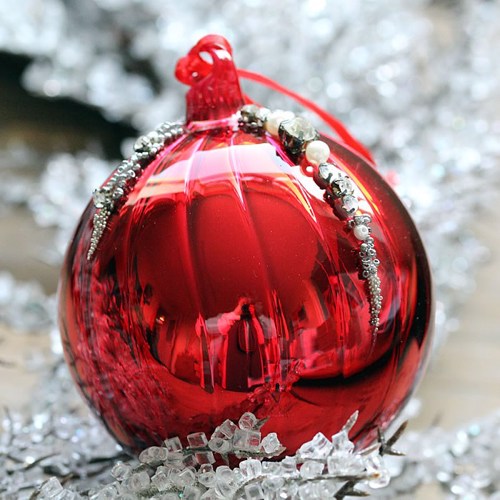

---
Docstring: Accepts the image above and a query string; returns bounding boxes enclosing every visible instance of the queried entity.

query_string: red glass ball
[58,118,433,454]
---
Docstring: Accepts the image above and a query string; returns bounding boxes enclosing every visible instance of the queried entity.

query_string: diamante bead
[279,116,319,155]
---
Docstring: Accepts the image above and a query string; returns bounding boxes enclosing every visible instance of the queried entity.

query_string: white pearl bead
[305,140,330,166]
[265,110,295,136]
[353,224,370,241]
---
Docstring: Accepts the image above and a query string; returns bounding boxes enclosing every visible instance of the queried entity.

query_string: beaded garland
[238,104,382,333]
[88,121,184,259]
[89,106,382,332]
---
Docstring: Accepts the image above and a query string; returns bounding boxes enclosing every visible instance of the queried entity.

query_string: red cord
[237,68,374,164]
[175,35,374,164]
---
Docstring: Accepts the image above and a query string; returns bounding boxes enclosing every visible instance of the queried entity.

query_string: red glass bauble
[58,36,433,454]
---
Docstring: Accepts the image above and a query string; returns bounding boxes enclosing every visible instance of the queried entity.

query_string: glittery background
[0,1,499,498]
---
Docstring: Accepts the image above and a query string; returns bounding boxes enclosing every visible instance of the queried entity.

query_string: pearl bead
[305,140,330,165]
[265,110,295,136]
[353,224,370,241]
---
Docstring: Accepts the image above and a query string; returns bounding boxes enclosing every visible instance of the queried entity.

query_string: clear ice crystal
[297,432,333,459]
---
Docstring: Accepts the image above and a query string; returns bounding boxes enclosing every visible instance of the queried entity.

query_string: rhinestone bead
[342,195,359,214]
[279,116,319,155]
[92,188,107,208]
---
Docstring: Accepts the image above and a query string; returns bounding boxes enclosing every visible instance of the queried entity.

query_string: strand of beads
[88,121,184,260]
[239,104,382,332]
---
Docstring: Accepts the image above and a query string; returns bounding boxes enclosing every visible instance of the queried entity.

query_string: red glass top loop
[175,34,245,123]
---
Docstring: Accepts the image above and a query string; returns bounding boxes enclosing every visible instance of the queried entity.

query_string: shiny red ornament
[58,35,433,454]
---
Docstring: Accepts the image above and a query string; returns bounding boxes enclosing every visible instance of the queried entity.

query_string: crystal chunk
[331,430,354,453]
[187,432,209,448]
[233,428,261,451]
[297,432,333,459]
[198,466,216,487]
[300,460,324,479]
[139,445,168,464]
[195,451,215,465]
[298,482,320,499]
[151,471,171,491]
[164,436,183,451]
[40,477,64,497]
[262,476,285,494]
[239,412,258,430]
[208,437,231,453]
[244,483,266,499]
[183,485,202,500]
[218,419,238,438]
[262,461,281,475]
[327,453,364,475]
[111,461,132,481]
[200,491,219,500]
[365,453,391,488]
[125,471,151,492]
[177,468,196,487]
[261,432,281,454]
[280,456,298,475]
[239,458,262,479]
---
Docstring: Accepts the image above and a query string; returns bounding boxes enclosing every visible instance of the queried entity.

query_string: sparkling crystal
[239,458,262,479]
[261,432,281,454]
[125,471,151,492]
[280,456,298,475]
[164,436,183,452]
[331,430,355,453]
[365,453,391,489]
[195,451,215,465]
[218,419,238,439]
[111,461,132,481]
[40,477,64,497]
[327,452,364,475]
[262,461,281,475]
[262,476,285,494]
[176,467,196,487]
[238,412,258,430]
[183,453,197,467]
[151,471,171,491]
[244,483,265,500]
[139,445,169,464]
[183,485,202,500]
[187,432,209,448]
[297,432,333,459]
[208,437,231,453]
[330,175,354,197]
[200,491,219,500]
[300,460,324,479]
[233,428,261,451]
[198,466,216,488]
[318,163,335,182]
[298,482,320,500]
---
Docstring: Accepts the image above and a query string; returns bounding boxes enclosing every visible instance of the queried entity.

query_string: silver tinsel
[0,0,499,498]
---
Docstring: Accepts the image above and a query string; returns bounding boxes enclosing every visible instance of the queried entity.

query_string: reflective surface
[58,124,433,453]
